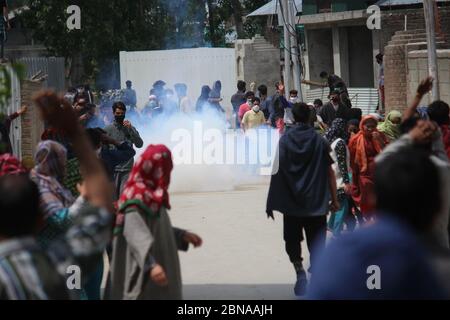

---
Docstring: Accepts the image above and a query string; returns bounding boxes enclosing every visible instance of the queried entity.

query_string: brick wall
[20,80,44,168]
[379,6,450,53]
[384,44,408,112]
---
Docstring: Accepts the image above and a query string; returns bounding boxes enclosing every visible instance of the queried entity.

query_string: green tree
[20,0,270,87]
[206,0,273,46]
[21,0,173,86]
[165,0,207,49]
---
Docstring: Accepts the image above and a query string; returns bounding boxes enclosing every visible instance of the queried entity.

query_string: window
[317,0,332,13]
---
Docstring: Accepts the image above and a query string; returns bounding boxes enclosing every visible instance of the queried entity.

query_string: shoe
[294,270,308,297]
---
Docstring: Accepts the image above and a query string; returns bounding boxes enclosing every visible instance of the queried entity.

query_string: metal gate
[3,64,22,158]
[306,87,379,115]
[19,57,66,93]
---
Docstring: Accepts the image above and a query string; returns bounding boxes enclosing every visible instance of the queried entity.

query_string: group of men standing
[230,71,353,134]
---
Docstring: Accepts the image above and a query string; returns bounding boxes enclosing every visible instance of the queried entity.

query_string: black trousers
[283,214,327,272]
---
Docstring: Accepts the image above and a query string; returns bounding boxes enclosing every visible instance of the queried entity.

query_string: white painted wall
[119,48,237,113]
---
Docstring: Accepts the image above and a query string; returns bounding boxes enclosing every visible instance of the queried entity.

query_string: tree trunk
[206,0,219,46]
[230,0,244,39]
[68,53,84,86]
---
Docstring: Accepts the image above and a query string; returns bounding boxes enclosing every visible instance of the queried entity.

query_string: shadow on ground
[183,284,303,300]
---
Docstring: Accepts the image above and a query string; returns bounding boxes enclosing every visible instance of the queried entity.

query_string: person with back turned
[266,102,339,297]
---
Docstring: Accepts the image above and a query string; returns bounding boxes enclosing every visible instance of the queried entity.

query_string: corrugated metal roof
[376,0,450,7]
[247,0,302,17]
[307,88,379,115]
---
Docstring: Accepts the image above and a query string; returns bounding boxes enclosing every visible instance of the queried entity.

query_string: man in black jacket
[320,71,352,108]
[86,128,136,182]
[318,90,350,128]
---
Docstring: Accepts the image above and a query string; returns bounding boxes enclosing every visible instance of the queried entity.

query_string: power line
[278,0,299,38]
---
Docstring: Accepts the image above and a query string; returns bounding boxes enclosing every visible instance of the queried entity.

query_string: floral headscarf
[115,144,173,235]
[325,118,348,143]
[0,154,27,176]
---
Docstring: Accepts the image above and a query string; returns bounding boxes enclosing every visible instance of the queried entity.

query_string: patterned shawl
[325,118,348,143]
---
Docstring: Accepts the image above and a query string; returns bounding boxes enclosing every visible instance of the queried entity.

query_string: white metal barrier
[120,48,237,113]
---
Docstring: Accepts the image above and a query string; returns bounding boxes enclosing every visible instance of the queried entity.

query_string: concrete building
[379,1,450,112]
[235,35,281,96]
[246,0,450,112]
[407,49,450,107]
[247,0,381,111]
[299,0,379,88]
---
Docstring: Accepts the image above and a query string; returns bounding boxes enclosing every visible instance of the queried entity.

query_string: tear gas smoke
[131,109,279,194]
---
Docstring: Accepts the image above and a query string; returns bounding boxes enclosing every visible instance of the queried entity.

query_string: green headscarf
[377,110,402,141]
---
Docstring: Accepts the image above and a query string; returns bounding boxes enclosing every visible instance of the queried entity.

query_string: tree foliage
[206,0,272,46]
[22,0,175,85]
[20,0,270,86]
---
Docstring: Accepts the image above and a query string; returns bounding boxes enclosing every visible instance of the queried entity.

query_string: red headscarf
[349,115,387,173]
[115,144,173,234]
[0,154,27,176]
[439,125,450,160]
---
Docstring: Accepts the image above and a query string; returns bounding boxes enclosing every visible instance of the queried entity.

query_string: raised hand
[416,77,433,97]
[409,120,437,145]
[18,105,28,115]
[123,120,132,129]
[33,90,80,138]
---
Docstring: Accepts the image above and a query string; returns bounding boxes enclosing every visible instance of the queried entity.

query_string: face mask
[253,105,260,113]
[115,115,125,125]
[247,99,253,107]
[149,101,157,107]
[331,97,339,103]
[290,97,298,103]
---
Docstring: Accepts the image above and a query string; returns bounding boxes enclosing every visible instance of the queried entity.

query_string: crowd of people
[0,67,449,300]
[62,79,228,131]
[266,75,450,298]
[0,88,203,300]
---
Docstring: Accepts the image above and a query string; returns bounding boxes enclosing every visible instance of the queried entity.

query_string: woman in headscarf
[208,80,225,113]
[109,144,202,300]
[325,119,352,236]
[347,119,360,139]
[377,110,402,142]
[30,140,106,299]
[196,85,211,113]
[30,140,75,220]
[349,115,388,219]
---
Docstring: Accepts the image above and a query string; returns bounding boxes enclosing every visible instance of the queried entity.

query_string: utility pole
[423,0,440,100]
[287,0,303,101]
[280,0,291,98]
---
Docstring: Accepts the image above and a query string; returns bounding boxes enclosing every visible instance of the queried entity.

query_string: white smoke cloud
[132,109,278,194]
